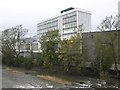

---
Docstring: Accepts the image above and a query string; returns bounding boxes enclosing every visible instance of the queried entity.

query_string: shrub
[12,56,24,67]
[43,59,51,68]
[2,53,14,66]
[100,71,109,81]
[23,56,33,69]
[36,54,44,67]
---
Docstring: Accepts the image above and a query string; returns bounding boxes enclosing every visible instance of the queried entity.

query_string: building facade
[19,35,39,57]
[119,1,120,16]
[37,7,91,40]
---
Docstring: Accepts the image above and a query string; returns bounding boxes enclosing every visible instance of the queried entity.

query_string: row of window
[63,26,77,30]
[38,25,58,31]
[63,28,76,35]
[38,19,58,26]
[63,21,77,30]
[20,43,38,51]
[62,33,75,39]
[38,26,58,33]
[63,14,76,20]
[63,32,75,35]
[32,43,38,50]
[62,11,76,19]
[63,16,77,25]
[38,20,58,29]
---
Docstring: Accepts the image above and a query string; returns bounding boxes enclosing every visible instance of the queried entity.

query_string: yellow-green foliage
[40,30,60,68]
[100,71,109,81]
[59,33,86,73]
[93,32,117,73]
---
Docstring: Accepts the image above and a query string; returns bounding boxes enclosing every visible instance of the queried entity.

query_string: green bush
[36,54,44,66]
[2,53,15,66]
[13,56,24,67]
[22,56,33,69]
[43,58,51,68]
[76,64,82,74]
[100,71,109,81]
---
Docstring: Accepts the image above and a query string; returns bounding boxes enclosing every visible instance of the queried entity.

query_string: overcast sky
[0,0,119,37]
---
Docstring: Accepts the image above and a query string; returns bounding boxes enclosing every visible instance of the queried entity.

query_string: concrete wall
[82,30,120,64]
[83,32,95,62]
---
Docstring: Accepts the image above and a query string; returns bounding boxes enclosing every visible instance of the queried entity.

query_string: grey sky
[0,0,119,37]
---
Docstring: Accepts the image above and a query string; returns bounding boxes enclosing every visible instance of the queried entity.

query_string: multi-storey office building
[37,7,91,40]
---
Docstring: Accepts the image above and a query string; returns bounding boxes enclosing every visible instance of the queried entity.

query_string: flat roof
[38,7,91,24]
[83,29,120,34]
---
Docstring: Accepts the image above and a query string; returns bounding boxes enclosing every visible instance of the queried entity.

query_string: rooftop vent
[61,7,74,14]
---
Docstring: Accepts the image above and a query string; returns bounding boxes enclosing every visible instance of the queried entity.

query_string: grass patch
[6,67,12,71]
[37,75,71,85]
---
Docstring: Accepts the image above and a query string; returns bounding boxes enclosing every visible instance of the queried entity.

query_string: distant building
[118,1,120,16]
[37,7,91,40]
[19,35,39,57]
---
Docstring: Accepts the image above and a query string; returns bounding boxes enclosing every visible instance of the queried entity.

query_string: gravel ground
[2,65,63,88]
[1,65,120,89]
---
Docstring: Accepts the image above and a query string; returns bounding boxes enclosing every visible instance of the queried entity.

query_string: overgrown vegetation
[2,15,120,80]
[92,15,119,81]
[92,32,115,80]
[2,25,30,69]
[40,30,60,68]
[22,56,33,69]
[1,25,39,70]
[58,33,86,74]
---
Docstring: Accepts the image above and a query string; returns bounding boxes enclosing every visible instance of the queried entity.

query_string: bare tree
[97,15,120,80]
[2,25,28,63]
